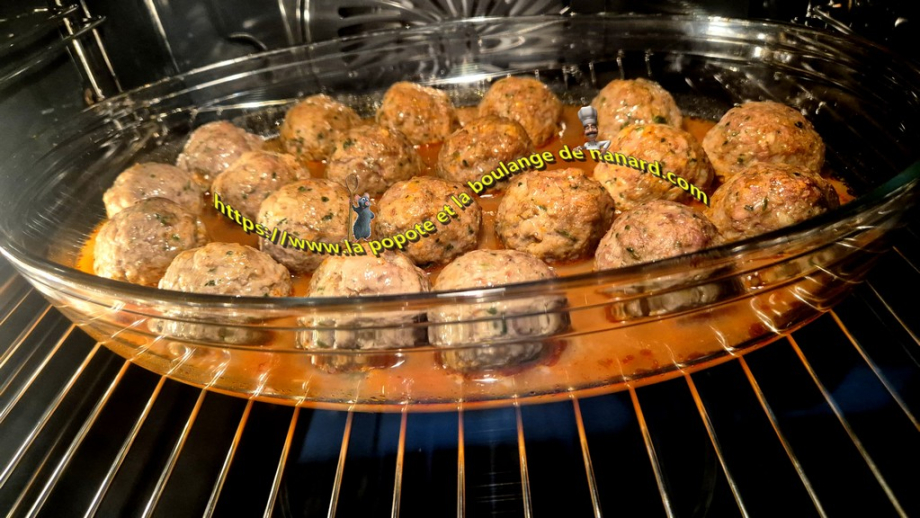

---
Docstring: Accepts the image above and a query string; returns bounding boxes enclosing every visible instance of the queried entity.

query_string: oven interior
[1,1,919,516]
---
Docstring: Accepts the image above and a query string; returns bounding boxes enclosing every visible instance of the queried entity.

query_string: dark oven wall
[82,0,812,92]
[0,1,88,167]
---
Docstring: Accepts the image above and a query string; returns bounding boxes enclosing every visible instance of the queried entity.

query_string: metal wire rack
[0,222,917,517]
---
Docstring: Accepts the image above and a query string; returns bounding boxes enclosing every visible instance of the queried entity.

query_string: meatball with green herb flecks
[591,78,683,140]
[702,101,825,180]
[325,124,420,196]
[429,249,568,372]
[103,163,204,218]
[706,162,839,242]
[496,168,615,263]
[437,115,533,188]
[176,121,264,181]
[478,76,562,146]
[298,251,430,372]
[376,82,459,145]
[592,123,714,213]
[95,198,208,287]
[159,242,292,297]
[211,151,304,220]
[153,242,290,346]
[595,200,719,270]
[258,179,349,274]
[375,176,481,267]
[280,94,361,162]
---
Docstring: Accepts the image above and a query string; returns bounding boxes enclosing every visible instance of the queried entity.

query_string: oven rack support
[1,3,119,101]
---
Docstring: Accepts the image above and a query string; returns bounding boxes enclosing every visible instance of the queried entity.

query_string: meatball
[298,252,429,356]
[595,201,728,320]
[429,249,567,372]
[324,124,420,196]
[258,179,349,274]
[154,242,290,345]
[592,123,714,212]
[211,151,304,220]
[94,198,208,287]
[437,115,533,187]
[702,101,825,179]
[103,163,203,218]
[280,94,361,161]
[496,168,615,262]
[478,77,562,146]
[376,82,459,145]
[308,251,428,298]
[595,200,718,270]
[591,78,683,140]
[158,242,292,297]
[707,162,840,242]
[375,176,481,266]
[176,121,264,181]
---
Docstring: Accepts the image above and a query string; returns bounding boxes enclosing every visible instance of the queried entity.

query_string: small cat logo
[352,193,374,241]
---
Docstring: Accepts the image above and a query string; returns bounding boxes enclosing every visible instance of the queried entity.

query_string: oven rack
[0,4,118,101]
[0,224,917,517]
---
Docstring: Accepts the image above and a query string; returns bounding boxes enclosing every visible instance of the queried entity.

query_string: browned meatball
[595,200,718,270]
[593,123,714,212]
[324,124,420,196]
[375,176,482,266]
[433,249,556,290]
[707,163,839,242]
[591,78,683,140]
[176,121,264,181]
[153,242,289,345]
[478,76,562,146]
[298,251,429,348]
[95,198,208,286]
[496,168,615,262]
[456,106,479,127]
[159,242,292,297]
[702,101,825,179]
[376,82,459,145]
[280,94,361,161]
[429,249,567,372]
[298,251,431,372]
[437,115,533,187]
[211,151,304,220]
[258,179,350,274]
[103,163,203,218]
[308,251,429,298]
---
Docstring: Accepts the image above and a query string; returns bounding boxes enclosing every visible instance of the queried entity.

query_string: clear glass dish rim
[2,14,920,310]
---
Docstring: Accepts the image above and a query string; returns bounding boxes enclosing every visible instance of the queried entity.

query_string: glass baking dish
[1,15,918,411]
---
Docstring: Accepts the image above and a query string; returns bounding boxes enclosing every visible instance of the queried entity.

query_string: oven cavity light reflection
[705,21,740,39]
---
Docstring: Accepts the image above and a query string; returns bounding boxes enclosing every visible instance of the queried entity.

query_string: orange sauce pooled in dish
[74,107,854,286]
